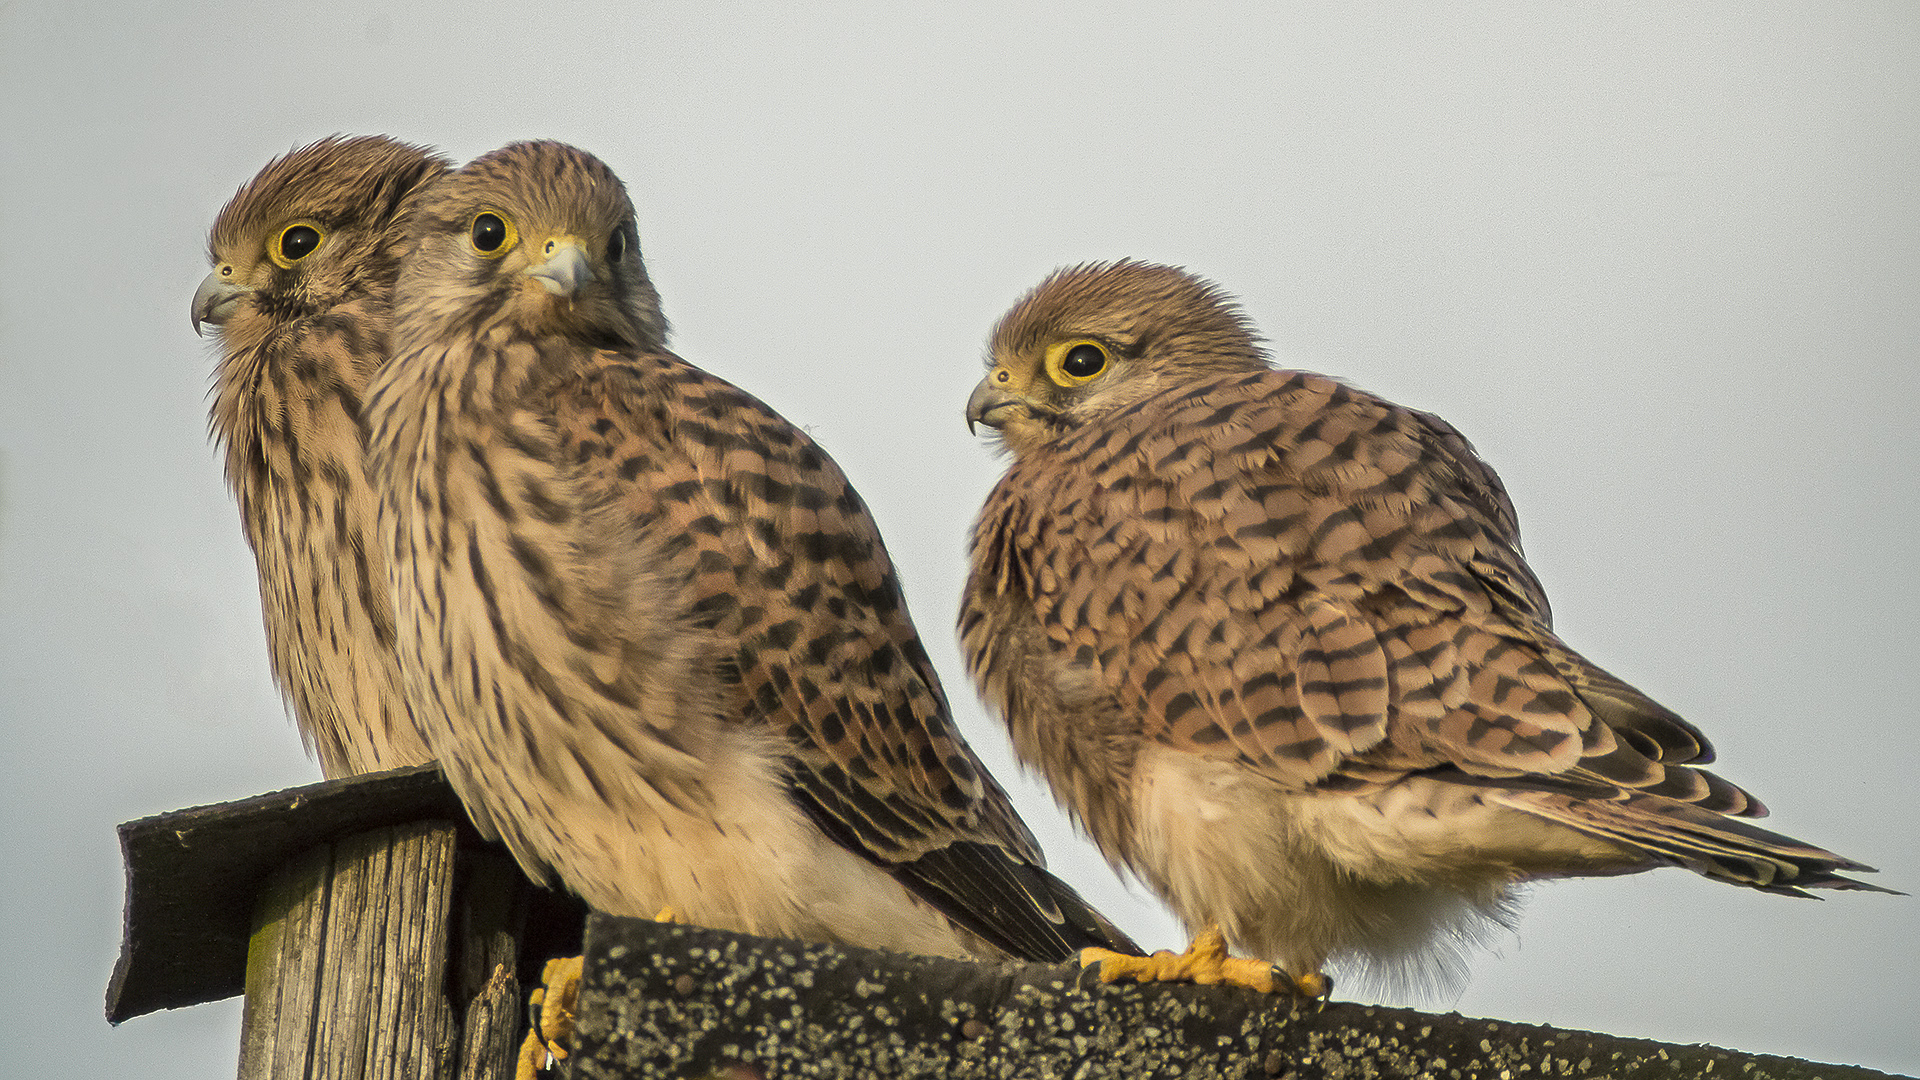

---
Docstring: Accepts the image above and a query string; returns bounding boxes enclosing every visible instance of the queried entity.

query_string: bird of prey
[364,142,1133,973]
[960,259,1892,997]
[193,136,450,777]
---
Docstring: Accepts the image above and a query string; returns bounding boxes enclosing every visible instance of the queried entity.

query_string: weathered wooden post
[111,770,1909,1079]
[107,766,583,1080]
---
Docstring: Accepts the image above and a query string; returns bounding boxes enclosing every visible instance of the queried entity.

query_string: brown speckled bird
[961,259,1891,997]
[194,136,450,776]
[364,142,1133,972]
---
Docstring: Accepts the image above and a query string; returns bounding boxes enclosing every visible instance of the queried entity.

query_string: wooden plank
[235,823,460,1080]
[376,822,458,1080]
[452,852,530,1080]
[569,914,1910,1080]
[114,771,590,1077]
[455,853,526,1001]
[308,829,374,1078]
[455,962,523,1080]
[108,765,469,1023]
[237,844,332,1080]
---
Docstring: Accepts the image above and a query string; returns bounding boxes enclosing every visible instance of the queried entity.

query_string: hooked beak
[523,239,593,298]
[965,374,1022,436]
[191,271,253,335]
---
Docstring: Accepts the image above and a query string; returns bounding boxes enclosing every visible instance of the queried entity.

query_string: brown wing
[550,350,1134,960]
[973,367,1755,815]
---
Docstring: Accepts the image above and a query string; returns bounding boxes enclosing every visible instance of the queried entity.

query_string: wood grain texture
[237,844,331,1079]
[455,963,523,1080]
[237,821,459,1080]
[108,765,467,1022]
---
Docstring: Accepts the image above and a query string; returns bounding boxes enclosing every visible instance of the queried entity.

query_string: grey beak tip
[527,244,594,297]
[192,271,247,336]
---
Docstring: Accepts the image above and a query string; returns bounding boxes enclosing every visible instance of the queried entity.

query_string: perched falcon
[193,136,450,777]
[364,141,1133,967]
[961,259,1891,996]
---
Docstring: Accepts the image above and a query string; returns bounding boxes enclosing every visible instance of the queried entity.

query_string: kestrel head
[397,140,667,353]
[966,260,1266,457]
[193,135,450,347]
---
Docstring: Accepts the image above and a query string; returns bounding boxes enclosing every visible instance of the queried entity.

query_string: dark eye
[1061,343,1107,379]
[607,226,627,263]
[471,213,508,252]
[272,223,324,267]
[280,225,320,261]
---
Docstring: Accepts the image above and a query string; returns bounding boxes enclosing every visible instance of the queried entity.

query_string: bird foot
[1079,925,1329,997]
[513,908,684,1078]
[515,955,583,1080]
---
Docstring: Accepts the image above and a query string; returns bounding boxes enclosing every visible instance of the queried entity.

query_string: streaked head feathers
[397,140,667,354]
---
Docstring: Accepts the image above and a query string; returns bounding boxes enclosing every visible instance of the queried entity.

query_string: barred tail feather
[1496,790,1900,897]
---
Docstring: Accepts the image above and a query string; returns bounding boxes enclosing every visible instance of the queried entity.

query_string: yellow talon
[538,955,584,1056]
[514,1029,547,1080]
[1292,969,1332,998]
[514,955,584,1080]
[1079,925,1326,998]
[513,909,687,1076]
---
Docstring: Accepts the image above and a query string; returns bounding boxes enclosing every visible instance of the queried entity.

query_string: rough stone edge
[570,914,1906,1080]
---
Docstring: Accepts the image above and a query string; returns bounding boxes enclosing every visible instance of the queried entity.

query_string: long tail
[1494,789,1901,897]
[893,840,1142,961]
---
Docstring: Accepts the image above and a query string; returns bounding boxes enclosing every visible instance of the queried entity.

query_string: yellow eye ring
[269,222,326,268]
[1044,339,1110,386]
[469,210,518,258]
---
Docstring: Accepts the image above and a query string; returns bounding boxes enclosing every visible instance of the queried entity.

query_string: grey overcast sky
[2,2,1915,1075]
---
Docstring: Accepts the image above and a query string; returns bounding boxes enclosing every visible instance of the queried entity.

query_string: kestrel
[193,136,450,777]
[364,142,1134,973]
[961,259,1891,996]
